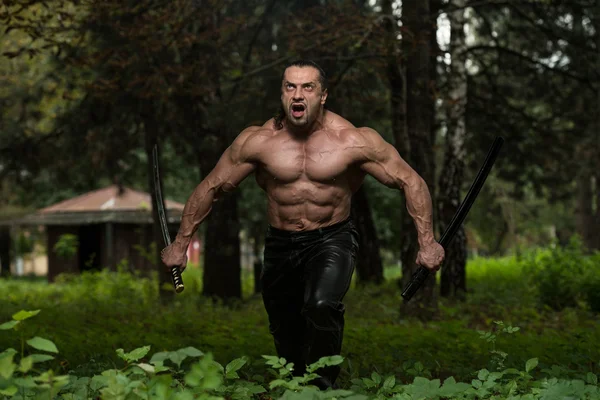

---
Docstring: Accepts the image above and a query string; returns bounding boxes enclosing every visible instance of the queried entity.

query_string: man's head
[278,60,328,130]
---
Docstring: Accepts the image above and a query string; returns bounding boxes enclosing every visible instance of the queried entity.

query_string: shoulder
[340,126,383,147]
[323,111,383,145]
[230,125,273,161]
[338,126,393,164]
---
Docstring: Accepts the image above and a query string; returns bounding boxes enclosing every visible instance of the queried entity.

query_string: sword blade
[401,136,504,301]
[152,145,171,246]
[152,144,185,293]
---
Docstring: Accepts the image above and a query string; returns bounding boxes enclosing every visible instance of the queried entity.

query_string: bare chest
[258,135,353,183]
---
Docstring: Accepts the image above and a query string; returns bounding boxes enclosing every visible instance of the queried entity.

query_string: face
[281,66,328,129]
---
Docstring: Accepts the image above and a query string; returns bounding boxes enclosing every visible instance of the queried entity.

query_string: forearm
[403,176,436,247]
[173,181,217,251]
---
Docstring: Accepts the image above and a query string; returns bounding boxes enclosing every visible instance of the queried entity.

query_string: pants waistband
[267,217,353,238]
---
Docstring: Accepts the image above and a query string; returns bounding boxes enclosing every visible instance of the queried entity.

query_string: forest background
[0,0,599,398]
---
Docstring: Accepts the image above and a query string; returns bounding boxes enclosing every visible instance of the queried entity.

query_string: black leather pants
[260,217,359,390]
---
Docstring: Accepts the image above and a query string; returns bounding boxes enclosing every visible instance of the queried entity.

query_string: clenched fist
[415,241,445,272]
[160,242,188,273]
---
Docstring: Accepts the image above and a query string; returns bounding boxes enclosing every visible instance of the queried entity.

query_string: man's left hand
[415,241,445,272]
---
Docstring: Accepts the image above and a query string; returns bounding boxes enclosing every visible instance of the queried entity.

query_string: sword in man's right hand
[153,144,185,294]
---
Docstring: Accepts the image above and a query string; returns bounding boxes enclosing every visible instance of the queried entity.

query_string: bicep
[208,150,256,191]
[204,131,258,192]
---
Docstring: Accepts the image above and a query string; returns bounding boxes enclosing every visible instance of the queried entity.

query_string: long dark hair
[273,59,328,130]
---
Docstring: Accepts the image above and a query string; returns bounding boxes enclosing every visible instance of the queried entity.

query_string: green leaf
[525,358,538,372]
[19,356,34,373]
[0,320,19,330]
[150,351,169,363]
[472,379,483,389]
[439,377,472,396]
[12,310,41,321]
[117,346,150,362]
[371,371,382,385]
[413,377,431,386]
[225,357,248,379]
[382,375,396,390]
[150,361,170,373]
[262,355,281,367]
[90,375,109,391]
[0,349,17,358]
[135,363,155,374]
[268,379,287,389]
[177,347,204,358]
[0,386,18,396]
[478,369,490,381]
[169,350,186,368]
[27,337,59,353]
[586,372,598,385]
[29,354,54,363]
[502,368,521,375]
[13,376,37,388]
[0,352,16,379]
[405,377,441,399]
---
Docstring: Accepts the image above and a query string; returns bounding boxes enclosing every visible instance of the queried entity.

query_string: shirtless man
[161,60,445,390]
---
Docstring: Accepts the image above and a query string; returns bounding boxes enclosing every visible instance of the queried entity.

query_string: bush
[1,311,599,400]
[520,237,600,311]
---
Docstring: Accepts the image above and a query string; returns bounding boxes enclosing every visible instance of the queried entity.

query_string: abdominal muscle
[262,178,354,231]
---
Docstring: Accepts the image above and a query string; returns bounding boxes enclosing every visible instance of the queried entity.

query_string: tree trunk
[576,167,594,250]
[593,4,600,251]
[0,226,11,278]
[399,0,438,315]
[351,186,384,285]
[572,6,597,252]
[143,113,174,301]
[439,0,468,300]
[200,134,242,301]
[382,0,410,288]
[334,72,384,286]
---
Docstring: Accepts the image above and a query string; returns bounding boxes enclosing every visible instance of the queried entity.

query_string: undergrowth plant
[1,310,599,399]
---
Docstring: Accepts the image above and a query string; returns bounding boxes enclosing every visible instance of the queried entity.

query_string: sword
[152,144,185,294]
[401,136,504,301]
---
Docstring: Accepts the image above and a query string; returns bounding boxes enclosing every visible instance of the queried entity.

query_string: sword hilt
[153,144,185,294]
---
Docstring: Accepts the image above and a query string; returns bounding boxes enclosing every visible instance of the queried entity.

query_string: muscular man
[161,60,445,390]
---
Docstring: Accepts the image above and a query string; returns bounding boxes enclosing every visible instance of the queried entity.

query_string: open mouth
[291,103,306,118]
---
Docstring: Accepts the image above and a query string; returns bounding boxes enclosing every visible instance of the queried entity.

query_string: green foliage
[52,234,78,260]
[520,237,600,311]
[1,311,599,399]
[13,233,34,257]
[1,251,600,398]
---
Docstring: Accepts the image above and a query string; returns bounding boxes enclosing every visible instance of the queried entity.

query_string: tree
[399,0,439,314]
[0,227,11,278]
[438,0,468,300]
[464,0,599,251]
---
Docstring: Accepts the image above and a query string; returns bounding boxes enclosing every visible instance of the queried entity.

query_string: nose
[292,87,304,101]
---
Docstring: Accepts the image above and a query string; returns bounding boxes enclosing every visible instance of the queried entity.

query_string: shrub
[520,237,599,311]
[1,311,599,399]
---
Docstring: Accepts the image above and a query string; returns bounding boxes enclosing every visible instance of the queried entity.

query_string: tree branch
[220,30,366,90]
[464,44,592,86]
[226,0,278,102]
[508,2,597,55]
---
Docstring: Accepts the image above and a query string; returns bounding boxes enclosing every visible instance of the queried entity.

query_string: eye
[286,83,294,90]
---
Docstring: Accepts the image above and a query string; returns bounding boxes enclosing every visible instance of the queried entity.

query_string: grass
[0,249,599,390]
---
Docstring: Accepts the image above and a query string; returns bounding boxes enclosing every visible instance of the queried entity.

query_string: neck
[286,108,326,136]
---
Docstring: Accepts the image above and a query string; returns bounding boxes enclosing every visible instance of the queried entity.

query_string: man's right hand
[160,242,188,273]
